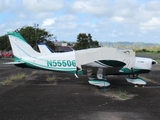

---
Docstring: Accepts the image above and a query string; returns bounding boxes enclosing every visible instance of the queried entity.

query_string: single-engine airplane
[6,31,158,87]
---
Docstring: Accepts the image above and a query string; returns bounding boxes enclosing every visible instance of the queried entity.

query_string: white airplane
[6,31,158,87]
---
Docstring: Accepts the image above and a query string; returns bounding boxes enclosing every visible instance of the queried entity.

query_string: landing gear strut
[126,68,146,87]
[88,68,110,87]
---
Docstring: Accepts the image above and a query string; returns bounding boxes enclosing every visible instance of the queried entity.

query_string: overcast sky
[1,0,160,43]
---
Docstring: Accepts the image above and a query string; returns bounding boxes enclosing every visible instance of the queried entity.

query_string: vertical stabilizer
[7,32,41,60]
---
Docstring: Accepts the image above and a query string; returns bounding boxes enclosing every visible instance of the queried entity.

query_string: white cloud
[22,0,64,13]
[110,30,124,37]
[18,13,26,19]
[42,18,57,27]
[58,15,77,22]
[0,23,5,28]
[140,17,160,30]
[80,22,97,30]
[144,1,160,12]
[41,15,78,31]
[72,0,111,16]
[2,0,160,43]
[0,1,6,11]
[57,22,77,30]
[111,17,125,23]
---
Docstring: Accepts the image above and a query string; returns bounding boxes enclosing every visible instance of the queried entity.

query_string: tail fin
[7,32,41,61]
[38,43,54,55]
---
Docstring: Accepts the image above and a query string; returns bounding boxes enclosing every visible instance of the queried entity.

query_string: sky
[1,0,160,43]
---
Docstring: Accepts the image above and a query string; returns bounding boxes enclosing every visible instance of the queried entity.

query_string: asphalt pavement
[0,58,160,120]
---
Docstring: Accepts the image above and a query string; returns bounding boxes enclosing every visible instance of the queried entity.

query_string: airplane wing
[81,60,126,76]
[75,47,135,70]
[75,47,134,77]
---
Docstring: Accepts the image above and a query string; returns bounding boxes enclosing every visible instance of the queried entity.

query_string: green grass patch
[118,89,128,99]
[154,59,160,64]
[0,72,26,85]
[134,46,160,53]
[46,75,57,85]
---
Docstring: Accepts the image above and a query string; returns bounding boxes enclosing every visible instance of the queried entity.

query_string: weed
[1,72,26,85]
[118,89,128,99]
[46,75,57,85]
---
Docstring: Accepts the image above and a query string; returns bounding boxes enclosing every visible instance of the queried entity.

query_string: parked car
[0,52,2,58]
[1,51,14,58]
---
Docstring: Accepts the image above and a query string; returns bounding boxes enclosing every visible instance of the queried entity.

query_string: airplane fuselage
[14,52,155,76]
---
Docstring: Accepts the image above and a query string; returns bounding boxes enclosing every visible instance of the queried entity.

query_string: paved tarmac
[0,58,160,120]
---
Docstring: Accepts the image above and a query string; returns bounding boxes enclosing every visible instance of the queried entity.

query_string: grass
[136,52,160,58]
[118,89,128,99]
[154,58,160,64]
[101,88,132,100]
[134,46,160,53]
[0,72,26,85]
[46,75,57,85]
[31,70,38,75]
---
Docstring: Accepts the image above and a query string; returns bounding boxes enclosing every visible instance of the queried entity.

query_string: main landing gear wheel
[88,68,110,87]
[134,84,138,87]
[126,77,146,87]
[134,84,145,88]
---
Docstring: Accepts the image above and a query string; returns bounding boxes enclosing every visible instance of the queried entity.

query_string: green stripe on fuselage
[13,56,76,73]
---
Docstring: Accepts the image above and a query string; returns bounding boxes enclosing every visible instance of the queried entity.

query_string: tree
[73,33,100,50]
[0,26,56,51]
[19,26,55,51]
[0,35,11,51]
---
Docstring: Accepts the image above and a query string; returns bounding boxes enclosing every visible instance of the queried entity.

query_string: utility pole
[34,23,39,51]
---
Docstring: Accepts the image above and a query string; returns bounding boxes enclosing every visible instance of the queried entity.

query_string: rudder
[7,31,41,60]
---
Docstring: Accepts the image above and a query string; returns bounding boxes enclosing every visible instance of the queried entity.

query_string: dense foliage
[0,35,11,51]
[0,26,56,51]
[73,33,100,50]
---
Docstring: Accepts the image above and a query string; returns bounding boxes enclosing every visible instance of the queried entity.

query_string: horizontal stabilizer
[4,62,25,65]
[38,43,54,55]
